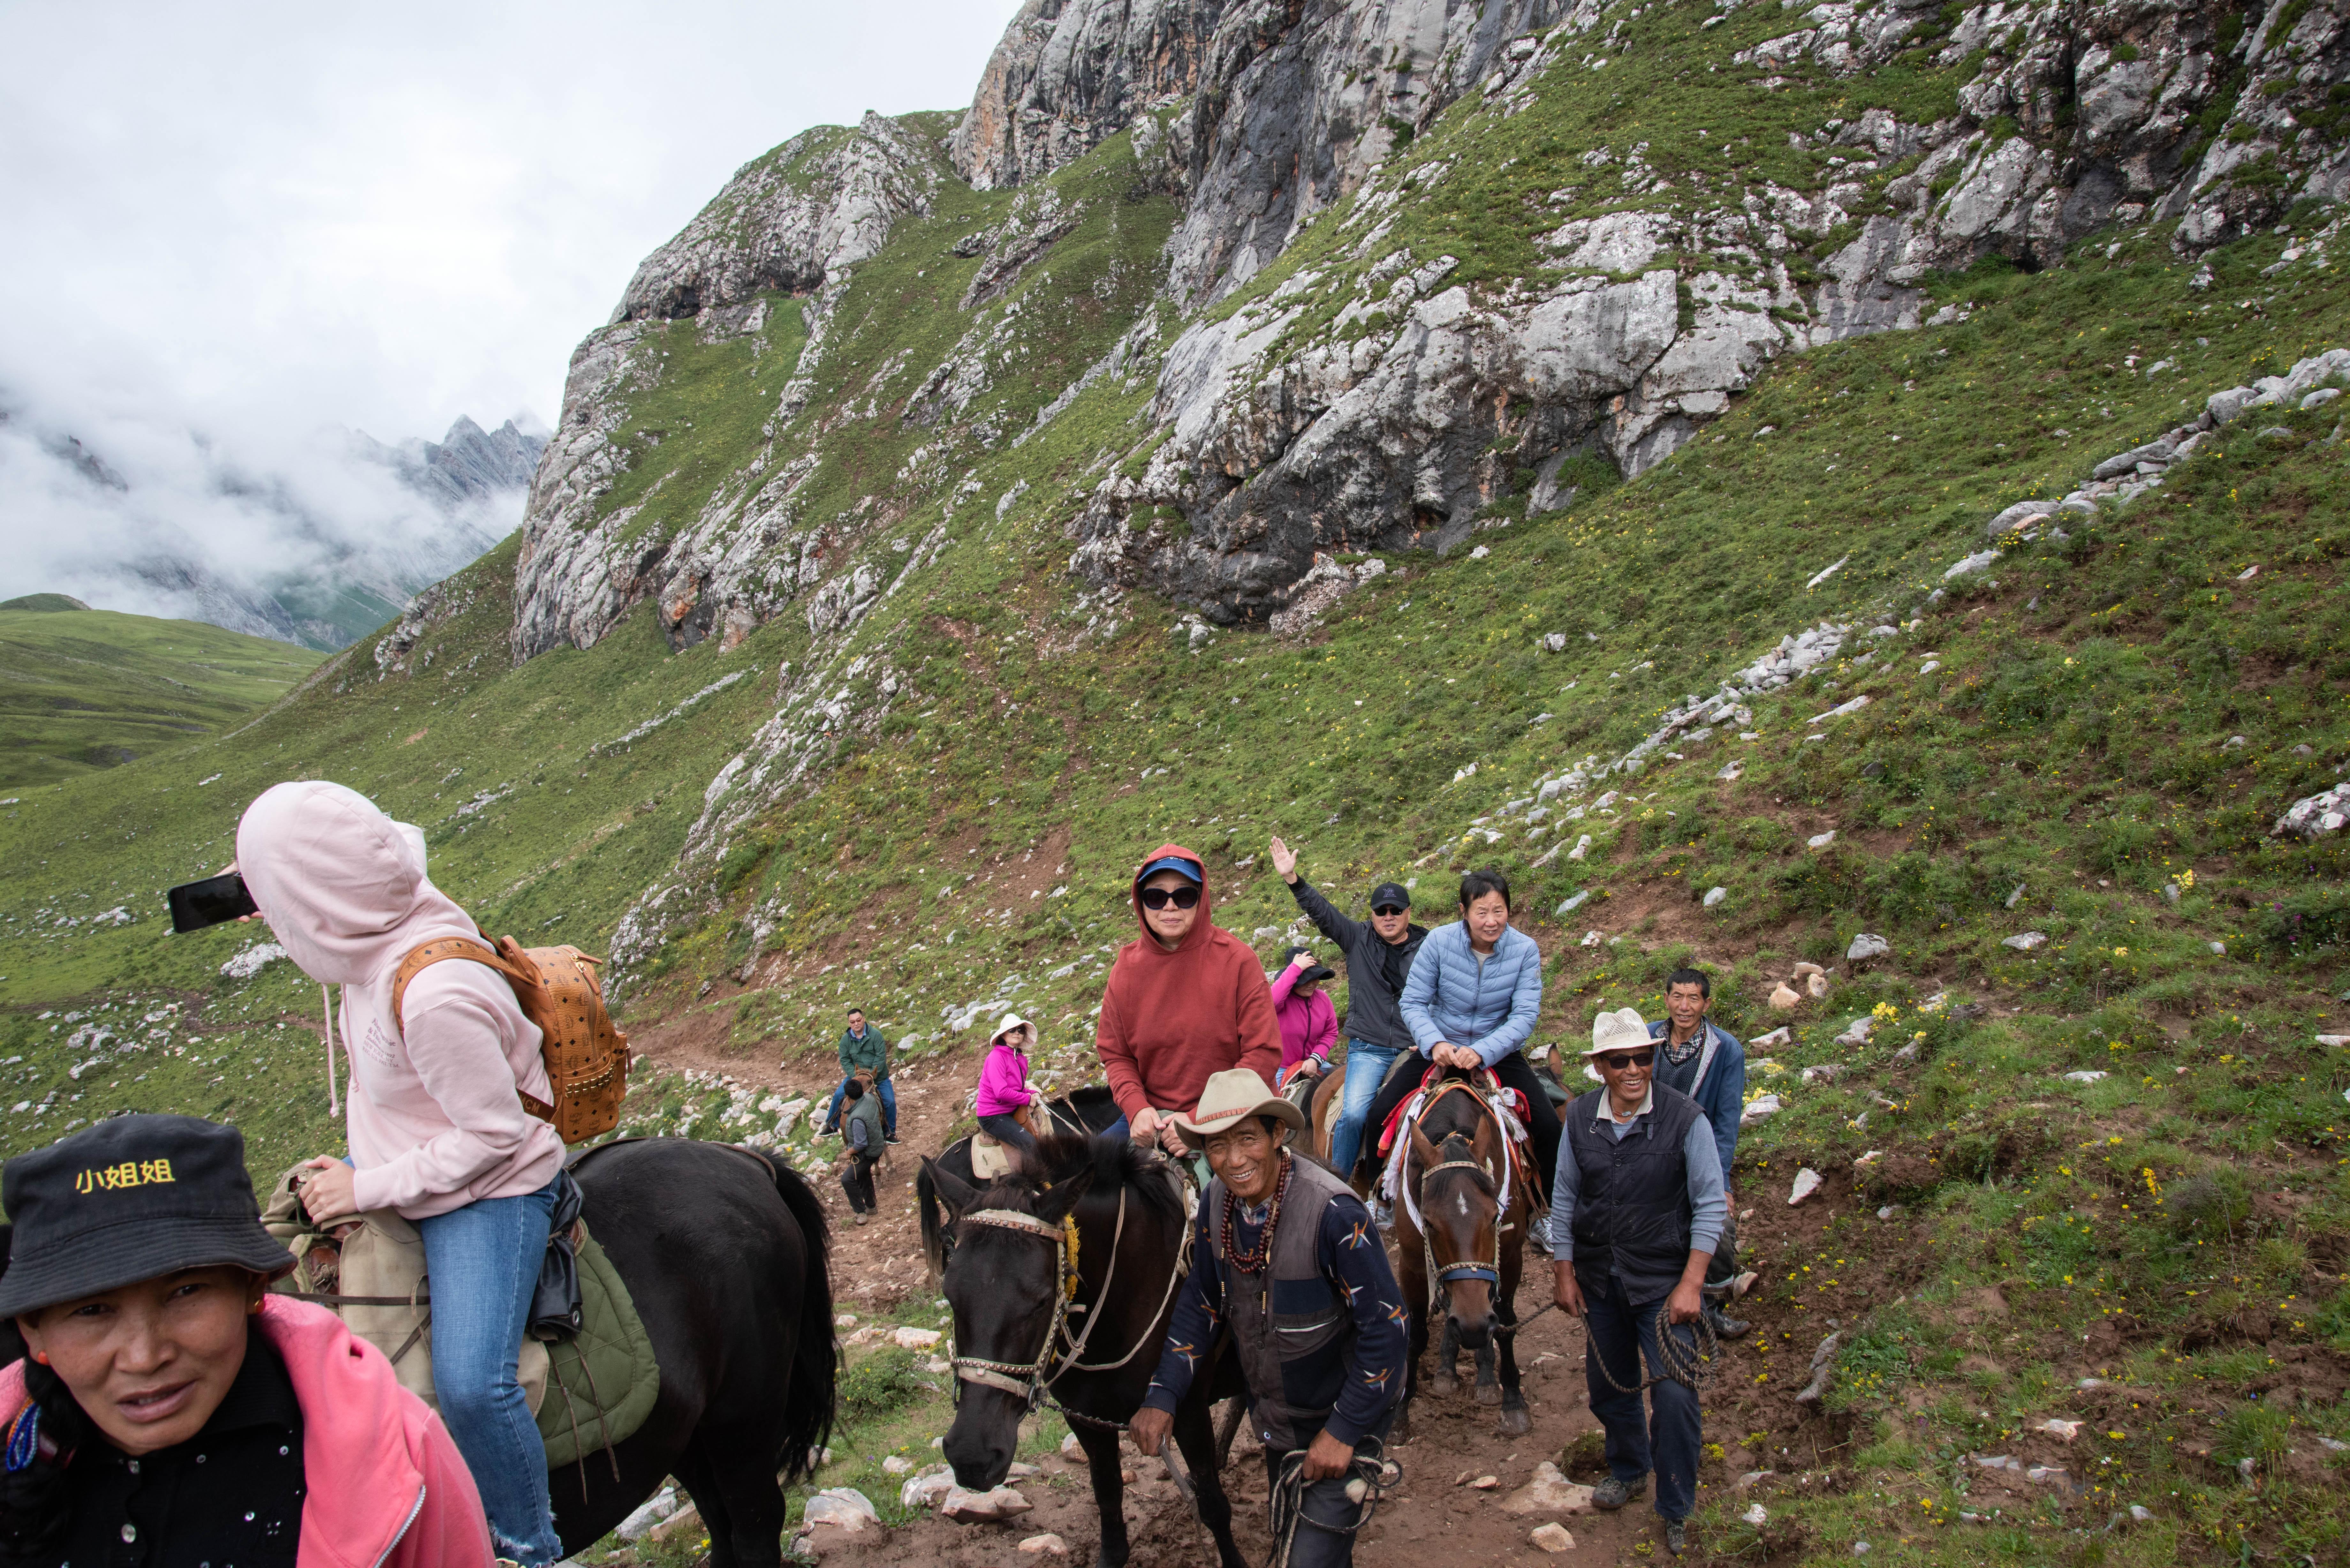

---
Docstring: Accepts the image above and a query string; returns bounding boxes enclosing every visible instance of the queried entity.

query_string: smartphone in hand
[166,872,259,933]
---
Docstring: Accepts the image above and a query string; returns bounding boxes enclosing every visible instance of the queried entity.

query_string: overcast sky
[0,0,1022,617]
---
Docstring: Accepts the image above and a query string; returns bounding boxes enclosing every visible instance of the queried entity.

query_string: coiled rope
[1268,1435,1400,1568]
[1583,1302,1719,1394]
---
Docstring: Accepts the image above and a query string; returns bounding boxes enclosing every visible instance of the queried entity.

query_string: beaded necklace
[1220,1152,1292,1275]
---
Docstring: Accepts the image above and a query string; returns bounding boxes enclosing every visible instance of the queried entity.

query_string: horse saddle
[1375,1069,1543,1213]
[262,1165,662,1471]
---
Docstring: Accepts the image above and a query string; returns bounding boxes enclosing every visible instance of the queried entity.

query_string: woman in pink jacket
[973,1013,1042,1156]
[1271,946,1339,1088]
[235,780,564,1565]
[0,1113,494,1567]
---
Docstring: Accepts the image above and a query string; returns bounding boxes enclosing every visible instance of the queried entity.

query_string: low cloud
[0,0,1021,644]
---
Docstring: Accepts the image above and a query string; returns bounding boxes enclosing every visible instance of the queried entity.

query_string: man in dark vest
[1131,1069,1407,1568]
[1551,1008,1727,1559]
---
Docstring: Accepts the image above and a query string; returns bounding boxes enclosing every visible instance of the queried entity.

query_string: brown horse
[1389,1071,1535,1439]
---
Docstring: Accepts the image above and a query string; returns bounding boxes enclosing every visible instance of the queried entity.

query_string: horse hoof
[1475,1383,1503,1407]
[1430,1375,1459,1398]
[1497,1405,1533,1436]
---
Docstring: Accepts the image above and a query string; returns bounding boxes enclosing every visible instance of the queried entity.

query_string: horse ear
[925,1158,980,1219]
[1031,1163,1097,1226]
[1408,1124,1444,1170]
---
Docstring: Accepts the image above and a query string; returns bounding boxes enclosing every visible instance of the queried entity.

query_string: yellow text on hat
[74,1159,175,1195]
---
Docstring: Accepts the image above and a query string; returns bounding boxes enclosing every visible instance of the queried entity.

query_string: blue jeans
[826,1076,895,1136]
[1331,1041,1401,1179]
[1581,1275,1702,1523]
[416,1178,562,1564]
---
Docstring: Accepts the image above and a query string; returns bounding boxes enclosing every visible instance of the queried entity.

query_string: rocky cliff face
[951,0,1230,191]
[1066,0,2350,622]
[612,113,940,325]
[520,0,2350,661]
[512,113,944,660]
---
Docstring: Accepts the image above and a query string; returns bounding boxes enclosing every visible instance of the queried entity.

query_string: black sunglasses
[1596,1051,1655,1072]
[1372,904,1408,917]
[1139,886,1202,910]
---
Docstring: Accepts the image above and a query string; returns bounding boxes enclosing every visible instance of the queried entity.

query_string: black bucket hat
[0,1115,294,1319]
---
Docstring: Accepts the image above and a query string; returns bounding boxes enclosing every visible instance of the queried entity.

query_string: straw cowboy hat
[1169,1068,1307,1150]
[1582,1006,1654,1057]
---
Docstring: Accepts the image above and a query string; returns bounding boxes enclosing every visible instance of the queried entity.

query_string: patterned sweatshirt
[1140,1182,1406,1446]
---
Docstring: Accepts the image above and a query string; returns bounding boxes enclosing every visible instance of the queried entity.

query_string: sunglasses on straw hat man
[1583,1006,1657,1074]
[1169,1069,1307,1151]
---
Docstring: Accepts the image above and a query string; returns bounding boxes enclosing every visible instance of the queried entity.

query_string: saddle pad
[536,1229,661,1470]
[971,1131,1015,1179]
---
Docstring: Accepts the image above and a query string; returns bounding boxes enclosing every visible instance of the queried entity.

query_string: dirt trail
[626,1022,1894,1564]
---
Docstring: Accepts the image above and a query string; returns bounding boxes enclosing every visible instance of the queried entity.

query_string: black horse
[548,1138,836,1566]
[917,1084,1125,1288]
[924,1135,1248,1568]
[1392,1075,1534,1439]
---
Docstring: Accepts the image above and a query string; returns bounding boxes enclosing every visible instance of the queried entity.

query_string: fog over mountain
[0,397,543,649]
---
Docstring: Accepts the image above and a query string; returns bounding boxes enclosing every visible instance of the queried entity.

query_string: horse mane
[1013,1132,1186,1231]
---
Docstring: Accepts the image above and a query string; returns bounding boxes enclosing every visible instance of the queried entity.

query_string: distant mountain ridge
[352,415,546,512]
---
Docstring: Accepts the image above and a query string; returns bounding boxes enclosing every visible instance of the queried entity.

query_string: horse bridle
[946,1185,1192,1408]
[1414,1153,1502,1310]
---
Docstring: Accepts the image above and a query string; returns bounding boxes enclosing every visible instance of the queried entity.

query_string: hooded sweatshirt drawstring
[321,983,340,1116]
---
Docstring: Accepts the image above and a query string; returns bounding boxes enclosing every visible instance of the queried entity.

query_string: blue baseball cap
[1136,856,1203,885]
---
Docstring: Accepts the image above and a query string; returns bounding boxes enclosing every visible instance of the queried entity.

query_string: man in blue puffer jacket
[1360,868,1558,1201]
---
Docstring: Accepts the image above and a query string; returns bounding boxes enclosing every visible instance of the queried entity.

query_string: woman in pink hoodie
[234,781,563,1565]
[0,1113,493,1567]
[1270,946,1339,1088]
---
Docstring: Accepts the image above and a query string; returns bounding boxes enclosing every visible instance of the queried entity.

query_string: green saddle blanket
[536,1230,660,1469]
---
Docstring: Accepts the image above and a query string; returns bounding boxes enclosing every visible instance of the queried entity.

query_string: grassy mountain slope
[5,4,2350,1560]
[0,603,326,788]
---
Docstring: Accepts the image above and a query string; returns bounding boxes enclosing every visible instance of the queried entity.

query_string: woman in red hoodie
[0,1114,494,1568]
[1095,845,1283,1154]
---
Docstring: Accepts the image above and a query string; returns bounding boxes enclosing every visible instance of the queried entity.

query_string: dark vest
[1565,1084,1703,1305]
[1207,1154,1359,1449]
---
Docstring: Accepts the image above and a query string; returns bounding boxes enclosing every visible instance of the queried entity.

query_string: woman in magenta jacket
[0,1114,494,1567]
[974,1013,1042,1155]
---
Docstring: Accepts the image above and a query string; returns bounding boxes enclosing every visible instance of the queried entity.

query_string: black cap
[1297,963,1337,986]
[0,1115,294,1318]
[1370,882,1412,912]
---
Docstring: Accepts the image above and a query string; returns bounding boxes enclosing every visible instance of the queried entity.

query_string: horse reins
[948,1181,1192,1409]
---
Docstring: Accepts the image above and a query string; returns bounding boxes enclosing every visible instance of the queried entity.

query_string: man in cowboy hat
[1550,1009,1727,1558]
[1130,1070,1406,1568]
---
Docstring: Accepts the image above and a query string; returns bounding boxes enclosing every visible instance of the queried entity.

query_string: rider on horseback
[237,781,566,1565]
[1270,839,1428,1188]
[1130,1071,1406,1568]
[1362,869,1557,1204]
[1095,846,1281,1157]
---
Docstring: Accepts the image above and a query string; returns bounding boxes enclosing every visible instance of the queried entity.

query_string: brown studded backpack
[392,931,631,1144]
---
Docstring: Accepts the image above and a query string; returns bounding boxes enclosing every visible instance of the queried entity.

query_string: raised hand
[1269,836,1299,884]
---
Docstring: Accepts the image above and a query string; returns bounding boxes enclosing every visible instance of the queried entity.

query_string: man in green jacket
[820,1007,897,1142]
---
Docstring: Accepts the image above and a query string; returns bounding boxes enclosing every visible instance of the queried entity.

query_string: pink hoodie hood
[235,780,477,989]
[236,780,562,1218]
[0,1297,494,1568]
